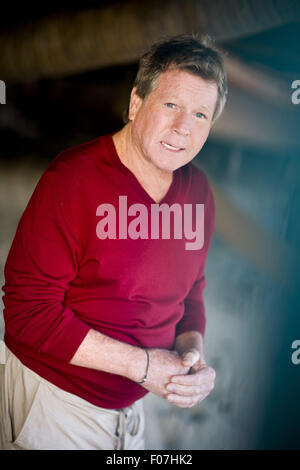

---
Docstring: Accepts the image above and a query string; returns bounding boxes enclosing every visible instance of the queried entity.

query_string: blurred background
[1,0,300,449]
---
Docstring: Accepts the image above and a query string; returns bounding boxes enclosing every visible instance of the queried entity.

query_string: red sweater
[2,133,215,409]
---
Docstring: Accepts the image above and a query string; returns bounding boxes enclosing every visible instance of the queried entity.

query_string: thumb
[181,348,201,367]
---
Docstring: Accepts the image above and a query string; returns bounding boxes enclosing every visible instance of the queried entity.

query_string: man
[1,34,227,450]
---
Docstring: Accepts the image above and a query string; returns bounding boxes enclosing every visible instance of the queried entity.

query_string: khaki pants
[0,347,145,450]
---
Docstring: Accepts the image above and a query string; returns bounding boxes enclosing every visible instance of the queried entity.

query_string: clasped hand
[166,348,216,408]
[142,348,216,409]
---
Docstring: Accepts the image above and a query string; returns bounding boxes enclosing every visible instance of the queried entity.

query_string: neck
[112,124,173,203]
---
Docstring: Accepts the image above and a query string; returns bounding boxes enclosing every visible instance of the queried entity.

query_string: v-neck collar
[103,133,180,206]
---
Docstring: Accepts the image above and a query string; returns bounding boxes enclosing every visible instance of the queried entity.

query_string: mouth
[161,141,185,152]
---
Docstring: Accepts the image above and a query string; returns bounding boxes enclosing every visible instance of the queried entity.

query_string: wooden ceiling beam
[0,0,299,83]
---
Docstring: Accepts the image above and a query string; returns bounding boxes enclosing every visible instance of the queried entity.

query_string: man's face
[129,68,218,173]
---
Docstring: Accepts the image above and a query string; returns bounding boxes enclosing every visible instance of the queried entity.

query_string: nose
[173,112,192,136]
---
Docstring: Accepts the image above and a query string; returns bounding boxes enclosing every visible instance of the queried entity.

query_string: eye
[165,102,176,109]
[195,112,206,119]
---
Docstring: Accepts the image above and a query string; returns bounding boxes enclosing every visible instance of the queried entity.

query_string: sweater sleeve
[2,164,91,363]
[175,176,215,338]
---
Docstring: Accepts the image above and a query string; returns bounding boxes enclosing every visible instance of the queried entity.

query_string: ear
[128,87,143,121]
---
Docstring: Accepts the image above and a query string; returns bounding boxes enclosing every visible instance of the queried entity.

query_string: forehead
[151,68,217,95]
[148,68,218,108]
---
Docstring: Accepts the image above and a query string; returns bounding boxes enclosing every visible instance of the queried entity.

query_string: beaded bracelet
[137,348,150,384]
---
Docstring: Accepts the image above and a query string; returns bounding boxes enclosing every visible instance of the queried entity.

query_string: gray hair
[124,33,227,124]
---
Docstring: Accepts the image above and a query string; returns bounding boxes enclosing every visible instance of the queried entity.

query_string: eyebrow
[163,96,212,114]
[198,105,210,112]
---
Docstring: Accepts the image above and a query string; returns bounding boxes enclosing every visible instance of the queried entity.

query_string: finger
[171,366,215,385]
[166,391,210,408]
[191,358,207,372]
[181,349,200,367]
[166,382,210,397]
